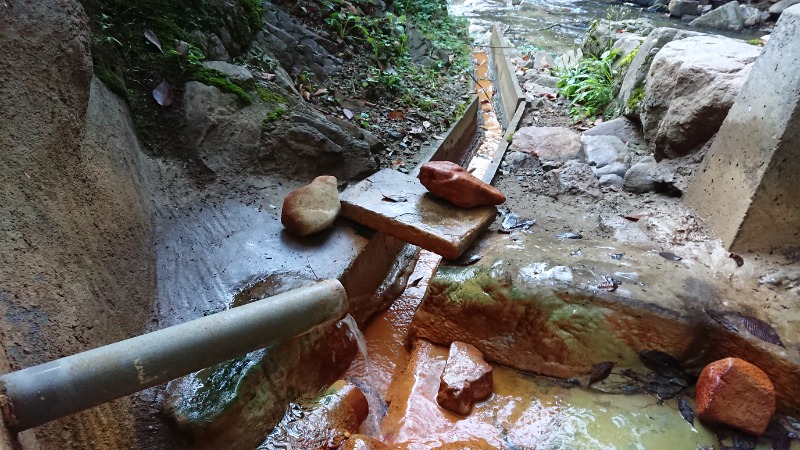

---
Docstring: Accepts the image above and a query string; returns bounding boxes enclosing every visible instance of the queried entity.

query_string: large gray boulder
[770,0,800,14]
[639,35,761,160]
[690,1,745,30]
[615,27,704,117]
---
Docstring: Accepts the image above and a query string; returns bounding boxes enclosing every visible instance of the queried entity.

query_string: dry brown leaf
[302,90,311,101]
[388,110,405,121]
[144,29,162,52]
[312,88,328,97]
[153,81,173,106]
[343,108,354,119]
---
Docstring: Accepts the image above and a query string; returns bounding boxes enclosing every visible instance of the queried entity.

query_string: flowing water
[337,313,386,436]
[449,0,762,52]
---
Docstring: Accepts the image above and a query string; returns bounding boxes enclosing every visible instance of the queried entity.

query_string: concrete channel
[0,26,527,447]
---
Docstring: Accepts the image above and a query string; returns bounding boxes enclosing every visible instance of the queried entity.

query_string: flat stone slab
[340,169,497,259]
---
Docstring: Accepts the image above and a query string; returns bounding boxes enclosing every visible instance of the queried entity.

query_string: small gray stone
[669,0,700,17]
[505,151,542,173]
[547,160,602,198]
[523,72,559,88]
[581,135,628,168]
[594,162,627,178]
[599,174,624,189]
[623,156,658,193]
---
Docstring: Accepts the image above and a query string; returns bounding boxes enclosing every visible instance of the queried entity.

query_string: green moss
[506,131,514,143]
[95,65,127,98]
[617,45,639,69]
[746,38,763,46]
[191,67,253,105]
[262,106,287,124]
[627,86,645,111]
[255,84,288,104]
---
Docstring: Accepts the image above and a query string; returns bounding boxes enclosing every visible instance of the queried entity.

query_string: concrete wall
[686,5,800,251]
[490,25,525,129]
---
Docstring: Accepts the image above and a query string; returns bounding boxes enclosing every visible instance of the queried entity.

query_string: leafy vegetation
[627,87,645,111]
[556,48,619,120]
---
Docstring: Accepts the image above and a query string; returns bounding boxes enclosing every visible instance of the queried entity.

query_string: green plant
[617,45,639,69]
[746,38,763,46]
[605,4,633,22]
[557,48,619,120]
[627,86,645,111]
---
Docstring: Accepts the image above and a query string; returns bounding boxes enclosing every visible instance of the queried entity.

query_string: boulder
[418,161,506,208]
[615,28,704,117]
[690,1,745,30]
[640,35,760,160]
[741,4,766,26]
[436,341,493,416]
[509,127,583,163]
[669,0,701,17]
[503,151,542,174]
[281,176,341,236]
[611,34,646,70]
[770,0,800,13]
[581,135,628,169]
[546,160,602,198]
[583,116,645,148]
[581,19,654,57]
[696,358,775,436]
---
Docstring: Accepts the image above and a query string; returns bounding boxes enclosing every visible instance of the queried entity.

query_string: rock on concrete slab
[281,176,341,236]
[509,127,583,163]
[696,358,775,435]
[581,135,628,169]
[340,169,497,260]
[640,35,760,160]
[418,161,506,208]
[437,341,493,416]
[547,160,602,198]
[690,1,745,30]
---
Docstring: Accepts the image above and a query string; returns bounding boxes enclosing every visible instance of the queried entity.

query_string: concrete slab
[340,169,497,259]
[490,24,525,128]
[686,5,800,251]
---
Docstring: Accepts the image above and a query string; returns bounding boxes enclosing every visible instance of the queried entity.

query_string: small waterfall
[337,314,385,437]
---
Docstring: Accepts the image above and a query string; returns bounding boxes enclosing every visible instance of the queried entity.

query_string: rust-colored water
[468,48,504,177]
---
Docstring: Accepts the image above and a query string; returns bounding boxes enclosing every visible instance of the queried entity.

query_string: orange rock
[281,175,340,236]
[695,357,775,436]
[436,341,493,416]
[418,161,505,208]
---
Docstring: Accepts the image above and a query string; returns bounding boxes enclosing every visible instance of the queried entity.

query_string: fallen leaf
[588,361,615,385]
[175,40,189,57]
[423,120,431,129]
[739,313,785,347]
[152,80,173,106]
[343,108,354,120]
[678,398,695,426]
[391,158,404,169]
[433,134,445,140]
[388,110,405,121]
[364,101,376,107]
[409,126,423,134]
[408,276,423,288]
[556,232,582,240]
[144,29,162,52]
[622,214,643,222]
[729,253,744,267]
[658,251,682,261]
[638,350,686,380]
[381,193,407,203]
[312,88,328,97]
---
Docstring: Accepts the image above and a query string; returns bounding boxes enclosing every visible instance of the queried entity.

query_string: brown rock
[436,341,493,416]
[418,161,505,208]
[696,357,775,436]
[281,175,341,236]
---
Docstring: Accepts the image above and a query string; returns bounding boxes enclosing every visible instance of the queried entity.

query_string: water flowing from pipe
[337,314,385,436]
